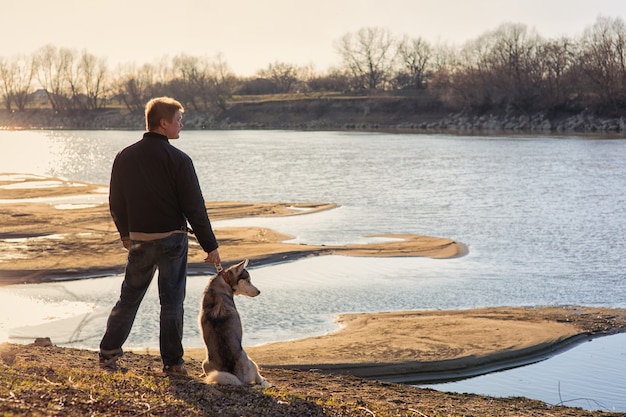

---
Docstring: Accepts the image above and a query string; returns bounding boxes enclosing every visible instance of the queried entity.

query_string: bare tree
[33,45,74,112]
[426,42,462,108]
[206,53,236,112]
[451,32,501,110]
[79,50,108,110]
[0,54,35,111]
[444,23,544,112]
[578,16,626,111]
[172,54,206,110]
[113,62,158,112]
[335,27,397,91]
[395,35,432,90]
[0,58,12,111]
[306,67,351,92]
[537,37,577,108]
[257,61,299,93]
[61,48,83,111]
[490,23,544,111]
[170,53,236,112]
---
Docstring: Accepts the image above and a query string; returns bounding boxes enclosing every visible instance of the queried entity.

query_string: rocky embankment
[429,111,626,133]
[1,98,625,134]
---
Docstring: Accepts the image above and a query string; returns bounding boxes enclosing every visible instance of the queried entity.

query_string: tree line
[2,16,626,117]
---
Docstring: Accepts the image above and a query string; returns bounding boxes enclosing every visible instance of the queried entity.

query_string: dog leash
[214,262,236,292]
[214,263,226,278]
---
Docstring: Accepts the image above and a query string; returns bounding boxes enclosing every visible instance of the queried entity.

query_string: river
[1,129,625,411]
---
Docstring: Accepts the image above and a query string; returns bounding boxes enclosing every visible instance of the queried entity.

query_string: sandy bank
[0,173,466,285]
[185,306,626,384]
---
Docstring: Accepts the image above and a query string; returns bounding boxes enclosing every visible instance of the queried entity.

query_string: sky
[3,0,626,76]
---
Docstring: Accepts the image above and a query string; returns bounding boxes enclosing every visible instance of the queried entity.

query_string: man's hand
[204,248,221,265]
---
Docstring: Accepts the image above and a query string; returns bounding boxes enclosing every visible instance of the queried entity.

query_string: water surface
[1,130,625,411]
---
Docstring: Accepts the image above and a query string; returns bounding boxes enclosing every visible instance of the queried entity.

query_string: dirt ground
[1,173,625,416]
[2,338,625,416]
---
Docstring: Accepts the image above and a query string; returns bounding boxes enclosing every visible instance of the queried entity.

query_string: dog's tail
[204,370,243,386]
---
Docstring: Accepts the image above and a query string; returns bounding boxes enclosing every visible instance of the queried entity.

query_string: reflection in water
[421,333,626,412]
[0,288,97,344]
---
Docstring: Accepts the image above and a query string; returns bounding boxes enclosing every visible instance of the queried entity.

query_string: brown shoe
[99,351,123,372]
[163,363,188,376]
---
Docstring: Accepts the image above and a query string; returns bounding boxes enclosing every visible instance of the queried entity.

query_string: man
[99,97,220,375]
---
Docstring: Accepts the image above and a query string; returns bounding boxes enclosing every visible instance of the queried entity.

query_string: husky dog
[199,259,270,387]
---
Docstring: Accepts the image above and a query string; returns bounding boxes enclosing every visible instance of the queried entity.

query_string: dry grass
[1,342,623,417]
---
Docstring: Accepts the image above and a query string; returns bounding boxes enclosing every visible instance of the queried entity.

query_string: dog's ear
[233,259,249,276]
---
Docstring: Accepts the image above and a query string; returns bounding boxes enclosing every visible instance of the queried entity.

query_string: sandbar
[0,173,466,285]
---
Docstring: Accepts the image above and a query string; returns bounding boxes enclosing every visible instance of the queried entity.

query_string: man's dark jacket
[109,132,218,253]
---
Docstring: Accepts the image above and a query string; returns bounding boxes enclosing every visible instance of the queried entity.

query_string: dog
[198,259,270,387]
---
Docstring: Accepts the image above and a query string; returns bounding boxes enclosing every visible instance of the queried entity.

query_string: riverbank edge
[259,331,600,384]
[2,103,626,134]
[182,305,626,387]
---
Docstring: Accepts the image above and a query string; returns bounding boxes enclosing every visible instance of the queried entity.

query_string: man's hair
[145,97,184,131]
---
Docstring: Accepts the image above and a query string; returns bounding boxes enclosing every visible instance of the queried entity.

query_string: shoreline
[256,330,595,385]
[184,306,626,385]
[3,104,626,134]
[121,305,626,387]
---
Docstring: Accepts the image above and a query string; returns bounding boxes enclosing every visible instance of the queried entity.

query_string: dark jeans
[100,232,188,367]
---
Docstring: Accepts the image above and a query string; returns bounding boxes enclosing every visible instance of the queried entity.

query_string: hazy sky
[3,0,626,76]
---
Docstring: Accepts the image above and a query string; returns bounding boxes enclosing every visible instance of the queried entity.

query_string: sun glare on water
[1,131,56,176]
[0,290,96,344]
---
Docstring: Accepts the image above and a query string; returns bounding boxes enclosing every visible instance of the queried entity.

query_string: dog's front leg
[201,358,215,378]
[247,358,271,387]
[256,376,271,388]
